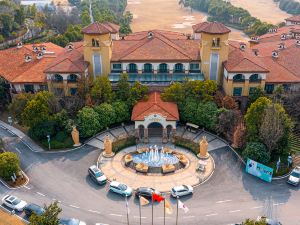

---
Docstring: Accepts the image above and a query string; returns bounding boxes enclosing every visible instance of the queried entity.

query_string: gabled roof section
[132,92,179,121]
[44,42,89,74]
[82,22,120,35]
[111,30,200,62]
[192,22,231,34]
[286,15,300,22]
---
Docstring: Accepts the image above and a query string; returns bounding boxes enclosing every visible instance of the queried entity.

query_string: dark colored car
[59,218,86,225]
[24,203,45,217]
[135,187,160,199]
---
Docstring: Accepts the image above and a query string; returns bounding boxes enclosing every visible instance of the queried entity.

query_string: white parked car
[171,185,193,198]
[88,165,107,185]
[1,195,27,212]
[109,181,132,196]
[287,167,300,186]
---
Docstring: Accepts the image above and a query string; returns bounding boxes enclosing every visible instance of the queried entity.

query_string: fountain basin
[132,152,179,167]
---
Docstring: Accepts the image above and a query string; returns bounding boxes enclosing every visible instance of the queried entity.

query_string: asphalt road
[0,126,299,225]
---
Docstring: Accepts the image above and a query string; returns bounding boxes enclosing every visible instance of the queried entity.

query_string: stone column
[144,128,149,143]
[162,128,168,143]
[197,136,209,159]
[103,135,115,158]
[171,128,176,143]
[135,128,140,140]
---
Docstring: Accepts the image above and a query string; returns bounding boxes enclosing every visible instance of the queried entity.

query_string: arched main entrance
[148,122,163,137]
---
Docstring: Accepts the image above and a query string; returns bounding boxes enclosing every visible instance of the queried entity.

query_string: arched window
[158,63,168,73]
[143,63,153,73]
[233,74,245,82]
[128,63,137,73]
[53,74,63,82]
[249,74,261,82]
[174,63,184,73]
[67,74,78,82]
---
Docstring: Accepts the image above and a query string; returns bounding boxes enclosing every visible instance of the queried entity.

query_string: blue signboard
[246,158,273,182]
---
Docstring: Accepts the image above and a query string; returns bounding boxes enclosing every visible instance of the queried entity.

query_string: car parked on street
[24,203,45,217]
[135,187,161,199]
[88,165,107,185]
[287,166,300,186]
[1,195,27,212]
[59,218,86,225]
[171,185,193,198]
[109,181,132,196]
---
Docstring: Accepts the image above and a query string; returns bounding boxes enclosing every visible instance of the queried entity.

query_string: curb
[0,205,29,224]
[0,171,29,190]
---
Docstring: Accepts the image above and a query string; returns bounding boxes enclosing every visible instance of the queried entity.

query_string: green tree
[8,93,33,124]
[245,97,272,141]
[90,76,113,104]
[249,87,265,103]
[94,103,116,129]
[112,101,130,123]
[242,142,270,164]
[77,107,101,138]
[242,218,267,225]
[81,10,91,27]
[116,73,130,101]
[161,82,184,104]
[28,120,57,141]
[0,77,10,109]
[29,201,62,225]
[0,152,21,181]
[128,81,149,106]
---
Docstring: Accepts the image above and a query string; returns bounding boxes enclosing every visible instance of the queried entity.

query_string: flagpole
[163,197,166,225]
[126,195,129,225]
[176,196,179,225]
[139,195,142,225]
[151,194,154,225]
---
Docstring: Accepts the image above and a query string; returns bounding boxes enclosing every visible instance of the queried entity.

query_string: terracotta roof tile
[192,22,231,34]
[82,22,120,35]
[286,15,300,22]
[131,92,179,121]
[0,42,64,84]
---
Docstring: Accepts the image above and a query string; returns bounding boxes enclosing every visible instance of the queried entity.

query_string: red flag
[152,193,164,202]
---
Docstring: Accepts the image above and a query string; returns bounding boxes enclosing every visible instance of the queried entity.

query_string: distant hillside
[274,0,300,14]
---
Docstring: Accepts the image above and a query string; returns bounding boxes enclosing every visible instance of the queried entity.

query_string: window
[174,63,184,73]
[92,38,99,47]
[249,87,257,96]
[53,74,63,82]
[128,63,137,73]
[249,74,261,82]
[24,85,34,93]
[209,53,219,81]
[159,63,168,73]
[70,88,77,96]
[143,63,153,73]
[93,53,102,76]
[39,85,48,91]
[233,74,245,82]
[68,74,78,82]
[212,38,220,47]
[233,87,243,96]
[190,63,200,71]
[265,84,274,94]
[112,63,122,72]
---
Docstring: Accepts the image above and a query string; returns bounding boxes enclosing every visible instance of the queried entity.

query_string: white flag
[178,200,189,213]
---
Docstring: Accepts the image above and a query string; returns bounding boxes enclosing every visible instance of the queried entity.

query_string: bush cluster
[112,136,136,153]
[0,152,21,181]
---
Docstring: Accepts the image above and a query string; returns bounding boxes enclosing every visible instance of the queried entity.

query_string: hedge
[112,136,136,153]
[174,136,198,155]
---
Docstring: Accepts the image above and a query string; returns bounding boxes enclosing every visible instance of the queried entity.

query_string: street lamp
[46,135,51,150]
[7,116,12,126]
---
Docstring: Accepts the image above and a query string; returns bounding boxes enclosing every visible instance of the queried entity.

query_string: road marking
[251,206,263,209]
[273,203,284,206]
[183,216,195,219]
[157,217,171,219]
[15,147,21,154]
[134,216,146,219]
[36,192,45,197]
[205,213,218,217]
[23,185,31,190]
[229,210,241,213]
[88,209,101,214]
[216,199,232,204]
[109,213,123,217]
[69,205,80,209]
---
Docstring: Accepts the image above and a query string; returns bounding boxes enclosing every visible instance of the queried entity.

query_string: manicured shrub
[28,120,57,141]
[0,152,21,181]
[112,136,136,153]
[242,142,270,164]
[174,136,198,155]
[77,107,101,138]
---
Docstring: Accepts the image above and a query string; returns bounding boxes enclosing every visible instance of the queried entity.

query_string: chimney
[252,49,259,56]
[272,50,279,58]
[278,42,285,50]
[24,53,32,63]
[17,42,23,49]
[36,52,43,60]
[239,42,246,51]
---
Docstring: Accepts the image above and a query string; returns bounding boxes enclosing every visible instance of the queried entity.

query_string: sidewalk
[0,120,44,152]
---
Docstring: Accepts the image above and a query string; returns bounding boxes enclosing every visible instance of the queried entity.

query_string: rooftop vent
[296,40,300,46]
[36,52,43,60]
[32,45,39,53]
[278,42,285,50]
[281,33,287,40]
[66,43,74,51]
[17,42,23,49]
[252,49,259,56]
[24,53,32,63]
[268,28,277,33]
[239,43,246,51]
[272,50,279,58]
[40,45,46,52]
[148,31,154,39]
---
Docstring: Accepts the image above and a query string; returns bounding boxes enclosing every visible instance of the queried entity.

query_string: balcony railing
[233,79,245,83]
[249,79,262,83]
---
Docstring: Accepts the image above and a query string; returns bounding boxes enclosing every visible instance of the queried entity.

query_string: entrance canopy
[131,92,179,143]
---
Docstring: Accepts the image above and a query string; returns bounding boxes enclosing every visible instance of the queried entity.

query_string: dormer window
[240,43,246,51]
[272,50,279,58]
[278,43,285,50]
[17,42,23,49]
[24,54,32,63]
[281,34,287,40]
[37,52,43,60]
[32,46,39,52]
[212,38,220,47]
[148,31,154,39]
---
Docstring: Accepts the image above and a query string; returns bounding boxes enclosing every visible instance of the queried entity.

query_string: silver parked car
[287,166,300,186]
[88,165,107,185]
[1,195,27,212]
[109,181,132,196]
[171,185,193,198]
